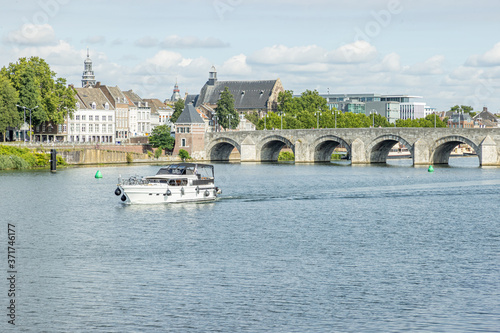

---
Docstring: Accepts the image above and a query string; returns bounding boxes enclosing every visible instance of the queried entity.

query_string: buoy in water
[95,170,103,178]
[428,165,434,173]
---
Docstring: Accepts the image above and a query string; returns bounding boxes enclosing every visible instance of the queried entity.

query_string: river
[1,157,499,332]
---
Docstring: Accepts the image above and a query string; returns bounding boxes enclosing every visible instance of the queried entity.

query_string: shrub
[10,156,29,169]
[147,151,153,158]
[0,156,14,170]
[154,148,162,159]
[126,152,133,163]
[278,151,295,161]
[178,149,190,160]
[331,153,342,160]
[34,153,50,167]
[56,155,67,166]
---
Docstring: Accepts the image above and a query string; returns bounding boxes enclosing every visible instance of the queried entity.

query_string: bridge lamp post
[332,110,338,129]
[314,111,322,129]
[434,112,436,128]
[370,109,376,128]
[227,114,233,131]
[278,111,285,130]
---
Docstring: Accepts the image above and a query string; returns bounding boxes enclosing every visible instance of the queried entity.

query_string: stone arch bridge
[205,128,500,166]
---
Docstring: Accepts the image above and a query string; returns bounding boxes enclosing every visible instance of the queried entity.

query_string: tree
[0,77,20,141]
[149,125,175,152]
[450,105,475,117]
[215,86,239,130]
[171,99,185,123]
[0,57,75,126]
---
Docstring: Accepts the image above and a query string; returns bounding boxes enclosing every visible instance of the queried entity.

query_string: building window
[70,124,74,132]
[89,115,93,121]
[82,124,86,132]
[108,116,113,121]
[58,124,62,133]
[102,124,106,133]
[76,124,80,132]
[181,138,186,147]
[95,115,99,121]
[92,102,96,110]
[76,115,80,121]
[108,124,112,133]
[95,124,99,132]
[76,102,80,109]
[89,124,93,133]
[82,115,86,121]
[186,127,190,133]
[104,103,109,110]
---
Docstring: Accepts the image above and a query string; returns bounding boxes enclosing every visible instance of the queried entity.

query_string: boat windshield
[156,164,214,178]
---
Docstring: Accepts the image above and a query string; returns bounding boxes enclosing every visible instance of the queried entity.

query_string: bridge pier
[479,135,499,166]
[350,138,367,164]
[240,136,257,162]
[413,139,431,165]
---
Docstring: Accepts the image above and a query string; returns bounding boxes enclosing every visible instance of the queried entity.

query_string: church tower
[81,49,96,87]
[170,81,181,102]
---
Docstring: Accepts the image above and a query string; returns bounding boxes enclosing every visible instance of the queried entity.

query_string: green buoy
[428,165,434,173]
[95,170,103,178]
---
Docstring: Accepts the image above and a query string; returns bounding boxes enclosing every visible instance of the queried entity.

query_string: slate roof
[185,94,199,106]
[74,87,114,110]
[176,104,205,124]
[144,98,172,115]
[195,80,279,110]
[123,90,145,107]
[473,109,499,123]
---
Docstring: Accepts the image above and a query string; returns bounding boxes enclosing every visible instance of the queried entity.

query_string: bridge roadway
[205,128,500,166]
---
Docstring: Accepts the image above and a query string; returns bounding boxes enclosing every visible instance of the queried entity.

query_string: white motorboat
[115,163,221,204]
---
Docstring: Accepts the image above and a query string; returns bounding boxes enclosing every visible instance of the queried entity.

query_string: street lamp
[227,114,233,131]
[314,111,322,129]
[434,112,437,128]
[278,111,285,130]
[264,112,267,130]
[370,109,376,128]
[16,105,38,143]
[332,110,338,129]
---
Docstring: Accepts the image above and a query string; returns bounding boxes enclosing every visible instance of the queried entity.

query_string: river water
[1,158,499,332]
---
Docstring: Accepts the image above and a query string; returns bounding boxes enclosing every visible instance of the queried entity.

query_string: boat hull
[119,185,218,204]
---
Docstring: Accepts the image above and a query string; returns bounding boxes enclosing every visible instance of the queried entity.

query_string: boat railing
[120,176,149,186]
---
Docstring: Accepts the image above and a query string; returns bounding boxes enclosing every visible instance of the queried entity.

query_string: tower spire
[82,49,96,87]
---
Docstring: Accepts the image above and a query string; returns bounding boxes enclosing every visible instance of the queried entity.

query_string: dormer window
[91,102,96,110]
[105,102,109,110]
[76,102,80,109]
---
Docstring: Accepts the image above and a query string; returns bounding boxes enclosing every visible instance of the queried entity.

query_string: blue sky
[2,0,500,112]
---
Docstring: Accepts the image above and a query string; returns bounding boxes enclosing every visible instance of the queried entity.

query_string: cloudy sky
[2,0,500,112]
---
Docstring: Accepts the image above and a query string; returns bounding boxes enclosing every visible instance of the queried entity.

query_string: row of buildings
[18,51,500,145]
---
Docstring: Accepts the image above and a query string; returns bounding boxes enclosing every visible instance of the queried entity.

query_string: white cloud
[160,35,229,49]
[249,44,326,65]
[249,41,377,66]
[405,55,445,75]
[4,24,56,45]
[370,52,401,72]
[466,42,500,67]
[328,41,377,63]
[219,54,252,76]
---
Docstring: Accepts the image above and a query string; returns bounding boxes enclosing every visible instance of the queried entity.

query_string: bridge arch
[258,135,295,162]
[206,137,241,161]
[431,135,480,164]
[312,135,351,162]
[367,134,414,163]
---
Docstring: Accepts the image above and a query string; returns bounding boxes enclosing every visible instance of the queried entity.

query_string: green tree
[0,57,75,126]
[0,77,20,141]
[215,86,239,130]
[178,149,190,160]
[149,125,175,151]
[171,99,185,123]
